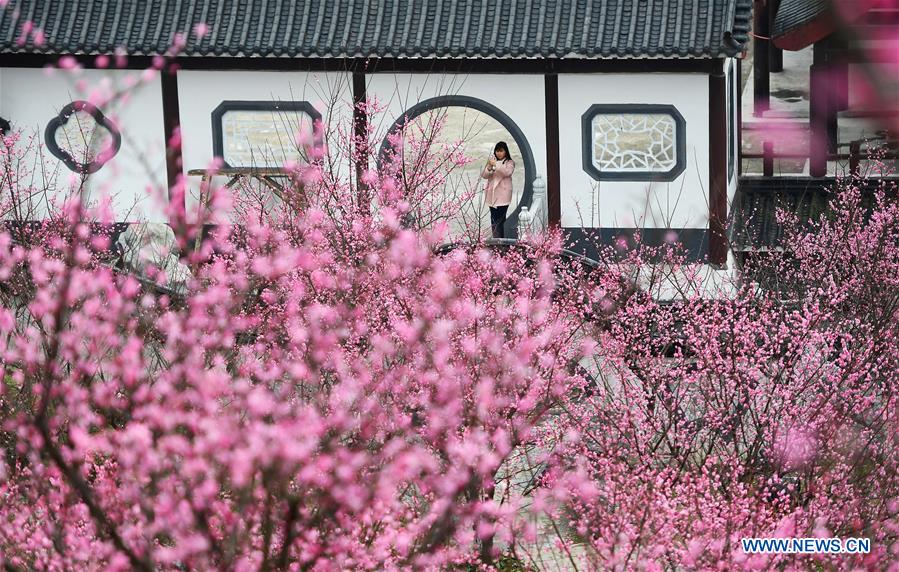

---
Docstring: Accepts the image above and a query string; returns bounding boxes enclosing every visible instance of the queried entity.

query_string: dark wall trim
[377,95,537,239]
[363,58,718,75]
[0,54,719,75]
[736,58,743,177]
[0,116,10,135]
[44,100,122,174]
[210,100,322,168]
[4,220,131,253]
[580,103,687,182]
[545,74,561,228]
[160,69,182,203]
[435,238,602,270]
[709,61,728,264]
[564,227,709,263]
[727,59,737,181]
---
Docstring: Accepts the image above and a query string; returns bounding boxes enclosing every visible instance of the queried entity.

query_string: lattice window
[581,104,686,182]
[212,101,321,168]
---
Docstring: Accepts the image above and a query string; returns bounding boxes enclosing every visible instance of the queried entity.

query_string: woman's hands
[486,156,497,171]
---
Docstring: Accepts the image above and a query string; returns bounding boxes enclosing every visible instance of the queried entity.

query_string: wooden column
[763,141,775,176]
[753,0,771,116]
[352,62,369,204]
[709,61,728,265]
[737,58,743,176]
[832,34,850,111]
[850,140,861,175]
[769,0,784,72]
[160,67,183,210]
[825,41,839,154]
[834,59,849,112]
[809,41,834,177]
[544,73,561,228]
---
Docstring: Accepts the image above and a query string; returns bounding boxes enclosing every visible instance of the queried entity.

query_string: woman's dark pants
[490,205,509,239]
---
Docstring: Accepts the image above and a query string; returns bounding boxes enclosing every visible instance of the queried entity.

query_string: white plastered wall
[177,69,354,218]
[0,67,168,221]
[557,73,711,230]
[1,67,720,235]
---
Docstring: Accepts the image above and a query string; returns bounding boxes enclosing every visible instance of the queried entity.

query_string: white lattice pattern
[591,113,677,173]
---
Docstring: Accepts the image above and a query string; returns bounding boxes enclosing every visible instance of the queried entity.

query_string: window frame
[44,100,122,174]
[581,103,687,182]
[211,100,322,169]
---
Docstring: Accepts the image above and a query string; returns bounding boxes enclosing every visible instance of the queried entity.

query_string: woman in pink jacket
[481,141,515,239]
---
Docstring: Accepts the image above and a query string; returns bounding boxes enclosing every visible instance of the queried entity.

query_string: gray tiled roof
[730,176,899,251]
[772,0,828,40]
[731,177,832,251]
[0,0,752,59]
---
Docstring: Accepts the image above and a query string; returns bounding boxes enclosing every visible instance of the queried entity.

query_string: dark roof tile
[0,0,752,59]
[730,177,896,251]
[773,0,828,39]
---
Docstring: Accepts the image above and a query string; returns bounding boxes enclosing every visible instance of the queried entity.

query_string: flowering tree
[530,168,899,570]
[0,61,605,569]
[1,35,899,572]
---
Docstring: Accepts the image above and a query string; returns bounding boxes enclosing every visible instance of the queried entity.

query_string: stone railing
[517,174,548,237]
[116,223,192,294]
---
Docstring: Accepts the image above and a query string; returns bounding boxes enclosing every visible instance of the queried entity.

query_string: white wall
[0,67,168,221]
[1,66,715,235]
[177,70,354,172]
[557,73,710,229]
[177,70,354,217]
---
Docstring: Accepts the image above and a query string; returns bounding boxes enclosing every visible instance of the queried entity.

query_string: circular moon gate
[379,95,537,239]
